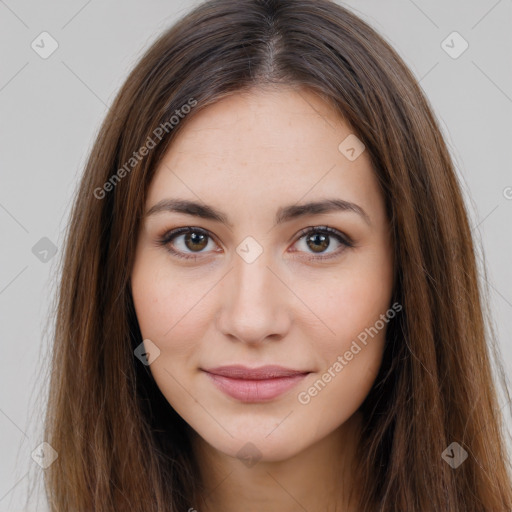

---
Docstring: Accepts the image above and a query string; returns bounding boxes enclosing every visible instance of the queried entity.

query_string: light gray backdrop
[1,0,511,510]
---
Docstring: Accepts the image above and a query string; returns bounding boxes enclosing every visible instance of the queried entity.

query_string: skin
[131,85,394,512]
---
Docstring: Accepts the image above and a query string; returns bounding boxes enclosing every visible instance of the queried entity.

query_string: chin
[192,420,313,464]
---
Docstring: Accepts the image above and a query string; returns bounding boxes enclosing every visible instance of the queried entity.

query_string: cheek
[296,293,389,425]
[295,253,393,352]
[131,255,207,358]
[293,247,393,409]
[131,265,206,409]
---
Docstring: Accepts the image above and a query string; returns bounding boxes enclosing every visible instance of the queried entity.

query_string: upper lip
[202,365,310,380]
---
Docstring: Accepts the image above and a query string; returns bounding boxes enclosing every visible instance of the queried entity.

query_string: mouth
[201,365,311,402]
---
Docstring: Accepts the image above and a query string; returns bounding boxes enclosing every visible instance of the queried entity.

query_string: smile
[202,365,311,402]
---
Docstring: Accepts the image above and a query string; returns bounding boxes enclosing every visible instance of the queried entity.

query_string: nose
[215,251,292,345]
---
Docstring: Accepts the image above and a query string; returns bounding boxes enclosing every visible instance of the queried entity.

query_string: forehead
[165,86,349,166]
[147,86,381,221]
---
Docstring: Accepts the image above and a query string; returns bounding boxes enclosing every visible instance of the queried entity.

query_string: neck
[190,411,363,512]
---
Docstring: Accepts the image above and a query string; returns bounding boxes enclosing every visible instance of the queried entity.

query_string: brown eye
[183,231,209,252]
[158,227,218,260]
[292,226,353,260]
[158,225,353,262]
[305,232,330,253]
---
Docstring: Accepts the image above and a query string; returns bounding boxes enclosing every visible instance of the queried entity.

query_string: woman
[41,0,512,510]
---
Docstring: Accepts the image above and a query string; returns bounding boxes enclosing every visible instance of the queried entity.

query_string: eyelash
[156,225,354,262]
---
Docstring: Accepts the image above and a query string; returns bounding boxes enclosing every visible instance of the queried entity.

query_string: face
[130,86,394,462]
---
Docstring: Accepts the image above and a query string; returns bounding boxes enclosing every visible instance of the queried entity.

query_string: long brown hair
[38,0,512,510]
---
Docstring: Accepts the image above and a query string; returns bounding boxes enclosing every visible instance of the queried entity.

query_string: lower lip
[204,372,309,402]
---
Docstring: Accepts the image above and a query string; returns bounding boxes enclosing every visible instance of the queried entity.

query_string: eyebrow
[145,198,371,227]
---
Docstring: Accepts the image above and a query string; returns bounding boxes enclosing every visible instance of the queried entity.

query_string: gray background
[1,0,511,509]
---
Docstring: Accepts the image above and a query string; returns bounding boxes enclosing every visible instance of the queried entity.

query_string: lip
[202,365,310,402]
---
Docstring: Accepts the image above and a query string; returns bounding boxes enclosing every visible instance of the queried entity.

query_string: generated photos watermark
[297,301,402,405]
[94,97,197,199]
